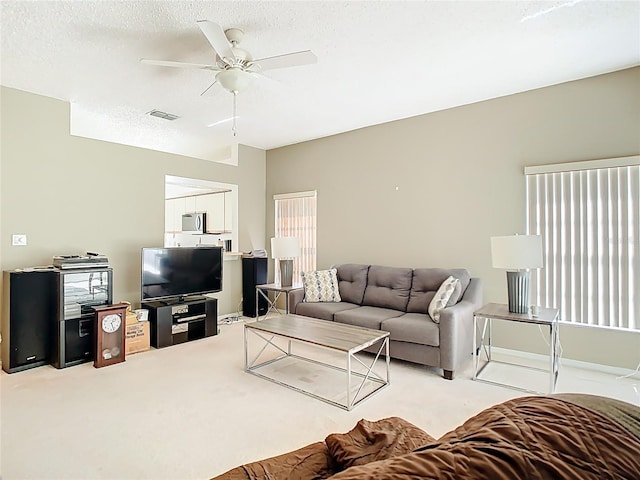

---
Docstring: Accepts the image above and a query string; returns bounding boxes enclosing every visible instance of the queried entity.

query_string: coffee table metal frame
[244,315,390,411]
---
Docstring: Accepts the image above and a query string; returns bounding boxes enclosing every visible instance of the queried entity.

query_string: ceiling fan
[141,20,317,135]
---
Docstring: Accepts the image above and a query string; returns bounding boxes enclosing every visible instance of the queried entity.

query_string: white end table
[473,302,560,394]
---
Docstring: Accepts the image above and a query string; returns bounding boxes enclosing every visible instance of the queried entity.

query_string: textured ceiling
[1,1,639,163]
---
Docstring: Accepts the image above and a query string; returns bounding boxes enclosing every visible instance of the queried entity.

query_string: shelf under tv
[143,297,218,348]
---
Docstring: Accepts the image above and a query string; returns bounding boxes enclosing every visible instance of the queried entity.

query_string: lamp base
[506,271,530,314]
[279,259,293,287]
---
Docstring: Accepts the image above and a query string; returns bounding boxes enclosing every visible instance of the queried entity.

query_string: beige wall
[266,67,640,369]
[2,67,638,369]
[0,87,266,318]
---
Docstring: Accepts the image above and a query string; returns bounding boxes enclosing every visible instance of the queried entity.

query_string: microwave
[182,213,206,234]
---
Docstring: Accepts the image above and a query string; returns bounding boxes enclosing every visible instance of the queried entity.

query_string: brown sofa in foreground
[212,394,640,480]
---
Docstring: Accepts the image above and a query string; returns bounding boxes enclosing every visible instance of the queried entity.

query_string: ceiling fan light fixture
[216,68,254,94]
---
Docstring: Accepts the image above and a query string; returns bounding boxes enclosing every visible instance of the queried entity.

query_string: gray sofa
[288,264,483,380]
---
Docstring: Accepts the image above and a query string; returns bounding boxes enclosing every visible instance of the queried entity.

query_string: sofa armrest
[438,278,483,374]
[288,288,305,314]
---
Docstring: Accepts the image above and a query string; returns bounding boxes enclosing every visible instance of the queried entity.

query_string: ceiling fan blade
[200,80,222,97]
[247,70,280,86]
[252,50,317,72]
[197,20,235,61]
[141,59,219,70]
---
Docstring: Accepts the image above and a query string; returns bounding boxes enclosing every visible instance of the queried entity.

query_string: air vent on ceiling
[147,109,180,121]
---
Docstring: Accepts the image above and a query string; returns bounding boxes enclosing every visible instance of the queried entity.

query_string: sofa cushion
[334,306,403,330]
[362,265,413,312]
[334,264,370,305]
[295,301,359,321]
[301,268,341,302]
[407,268,471,314]
[381,313,440,347]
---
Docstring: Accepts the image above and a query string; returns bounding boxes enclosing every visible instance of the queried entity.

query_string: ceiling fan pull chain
[232,91,237,137]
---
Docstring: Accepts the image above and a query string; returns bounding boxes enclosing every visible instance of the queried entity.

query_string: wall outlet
[12,234,27,246]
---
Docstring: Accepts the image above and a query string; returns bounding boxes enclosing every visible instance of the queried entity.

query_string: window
[274,191,317,284]
[525,156,639,331]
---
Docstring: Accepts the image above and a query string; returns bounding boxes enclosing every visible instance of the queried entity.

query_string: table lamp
[491,234,543,314]
[271,237,300,287]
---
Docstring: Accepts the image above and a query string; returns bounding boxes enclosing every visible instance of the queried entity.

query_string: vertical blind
[274,191,317,285]
[525,157,639,330]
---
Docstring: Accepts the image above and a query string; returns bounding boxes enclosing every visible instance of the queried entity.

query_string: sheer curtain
[525,156,639,330]
[274,191,317,285]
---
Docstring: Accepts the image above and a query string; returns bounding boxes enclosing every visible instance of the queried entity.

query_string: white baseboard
[491,347,639,378]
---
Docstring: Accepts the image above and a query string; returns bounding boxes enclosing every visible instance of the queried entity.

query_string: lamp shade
[271,237,300,259]
[491,235,543,270]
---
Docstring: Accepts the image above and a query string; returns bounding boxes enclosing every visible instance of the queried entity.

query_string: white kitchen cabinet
[184,196,197,213]
[165,198,185,233]
[166,192,231,235]
[202,193,225,233]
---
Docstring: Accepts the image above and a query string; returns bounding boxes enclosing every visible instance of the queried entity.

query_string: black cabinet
[242,257,268,317]
[52,268,113,368]
[2,269,56,373]
[144,297,218,349]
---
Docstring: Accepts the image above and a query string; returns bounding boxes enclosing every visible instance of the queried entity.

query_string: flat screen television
[141,246,223,302]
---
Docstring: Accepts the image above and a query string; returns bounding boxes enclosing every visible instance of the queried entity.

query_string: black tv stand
[159,295,206,306]
[143,297,217,348]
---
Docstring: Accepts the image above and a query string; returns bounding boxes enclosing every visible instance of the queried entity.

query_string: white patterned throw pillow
[428,276,459,323]
[301,269,342,303]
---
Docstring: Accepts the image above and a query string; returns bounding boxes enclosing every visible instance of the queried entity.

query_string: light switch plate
[12,234,27,246]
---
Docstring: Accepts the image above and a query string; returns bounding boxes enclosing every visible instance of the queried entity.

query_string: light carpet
[1,319,637,479]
